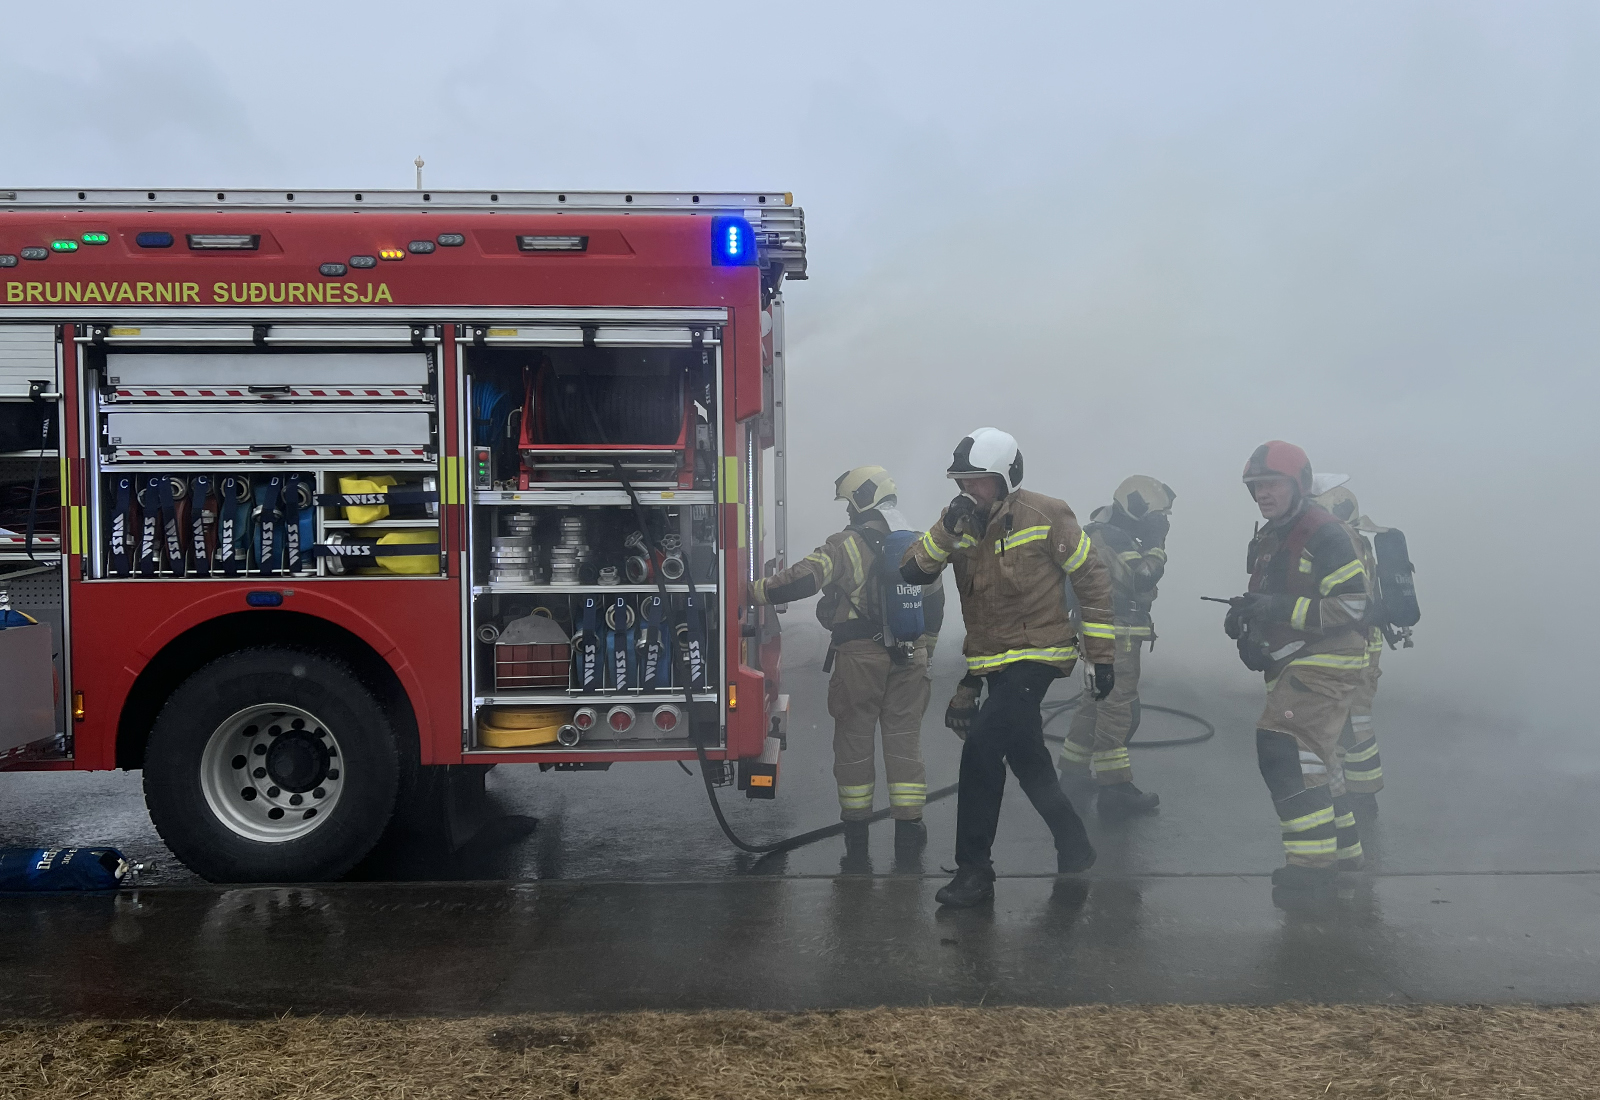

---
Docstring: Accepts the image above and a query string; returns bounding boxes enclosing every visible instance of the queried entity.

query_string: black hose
[1040,692,1216,747]
[581,360,841,856]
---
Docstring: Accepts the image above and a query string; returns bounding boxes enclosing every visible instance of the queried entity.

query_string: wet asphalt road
[3,623,1598,1016]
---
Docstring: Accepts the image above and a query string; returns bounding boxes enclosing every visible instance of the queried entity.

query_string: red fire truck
[0,188,802,882]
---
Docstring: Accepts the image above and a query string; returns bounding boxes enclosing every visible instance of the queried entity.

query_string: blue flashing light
[136,231,174,248]
[245,591,284,607]
[710,216,756,266]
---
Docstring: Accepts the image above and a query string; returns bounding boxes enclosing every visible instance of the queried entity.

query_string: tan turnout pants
[828,639,930,821]
[1338,639,1385,794]
[1259,658,1366,868]
[1060,635,1142,785]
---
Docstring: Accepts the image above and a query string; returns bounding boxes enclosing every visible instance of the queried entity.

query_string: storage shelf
[322,518,439,529]
[474,583,705,595]
[0,450,58,459]
[0,552,61,563]
[475,691,718,706]
[476,489,713,506]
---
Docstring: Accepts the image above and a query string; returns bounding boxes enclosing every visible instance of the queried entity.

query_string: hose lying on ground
[1041,691,1216,748]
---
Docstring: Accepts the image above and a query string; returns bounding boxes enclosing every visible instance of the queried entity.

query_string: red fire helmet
[1242,440,1313,497]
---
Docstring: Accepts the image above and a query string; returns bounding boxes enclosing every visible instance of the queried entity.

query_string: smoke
[3,0,1595,733]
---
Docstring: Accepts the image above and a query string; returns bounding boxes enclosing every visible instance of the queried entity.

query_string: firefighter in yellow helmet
[1311,480,1386,817]
[751,466,944,856]
[1059,475,1174,815]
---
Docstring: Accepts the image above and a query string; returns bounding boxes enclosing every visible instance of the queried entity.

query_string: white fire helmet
[947,427,1023,490]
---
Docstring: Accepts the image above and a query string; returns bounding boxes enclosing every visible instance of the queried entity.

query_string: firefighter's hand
[1138,512,1170,548]
[941,493,983,536]
[1093,663,1115,701]
[1223,604,1245,640]
[945,674,983,739]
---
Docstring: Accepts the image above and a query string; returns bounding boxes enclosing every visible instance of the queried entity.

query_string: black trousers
[955,661,1092,876]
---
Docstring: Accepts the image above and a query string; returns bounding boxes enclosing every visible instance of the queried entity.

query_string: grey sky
[6,1,1596,730]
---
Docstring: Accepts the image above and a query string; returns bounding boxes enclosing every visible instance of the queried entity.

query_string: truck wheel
[142,647,400,883]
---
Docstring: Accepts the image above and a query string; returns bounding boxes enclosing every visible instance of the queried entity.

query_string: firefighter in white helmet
[900,428,1116,908]
[752,466,944,857]
[1059,475,1175,815]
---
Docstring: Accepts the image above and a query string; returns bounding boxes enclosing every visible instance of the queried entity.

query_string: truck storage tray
[104,352,430,402]
[103,406,433,462]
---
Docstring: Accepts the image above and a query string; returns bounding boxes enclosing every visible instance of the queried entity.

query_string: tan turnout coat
[904,488,1115,674]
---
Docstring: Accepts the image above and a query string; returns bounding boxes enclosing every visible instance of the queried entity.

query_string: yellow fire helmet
[834,465,897,513]
[1112,475,1176,520]
[1312,485,1360,525]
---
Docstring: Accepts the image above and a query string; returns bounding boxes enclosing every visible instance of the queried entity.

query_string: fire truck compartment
[0,620,56,755]
[103,407,433,454]
[103,351,431,401]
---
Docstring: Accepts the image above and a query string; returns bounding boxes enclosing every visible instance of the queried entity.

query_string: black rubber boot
[1351,792,1380,819]
[1096,781,1160,817]
[894,818,927,852]
[1270,863,1338,891]
[840,820,871,873]
[1057,839,1097,874]
[935,867,995,908]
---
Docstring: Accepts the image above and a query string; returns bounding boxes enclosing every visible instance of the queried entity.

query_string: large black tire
[142,647,400,883]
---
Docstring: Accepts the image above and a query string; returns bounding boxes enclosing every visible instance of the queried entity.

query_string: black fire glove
[1224,592,1287,639]
[941,493,982,536]
[945,674,983,739]
[1223,603,1245,640]
[1093,663,1115,701]
[1137,511,1170,548]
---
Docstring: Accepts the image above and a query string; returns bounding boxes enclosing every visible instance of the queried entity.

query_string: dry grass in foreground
[3,1005,1599,1099]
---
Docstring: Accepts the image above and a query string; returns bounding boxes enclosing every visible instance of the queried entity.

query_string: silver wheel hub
[200,704,345,843]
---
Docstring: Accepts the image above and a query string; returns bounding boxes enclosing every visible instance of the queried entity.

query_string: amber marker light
[72,691,85,722]
[727,684,739,711]
[379,248,405,261]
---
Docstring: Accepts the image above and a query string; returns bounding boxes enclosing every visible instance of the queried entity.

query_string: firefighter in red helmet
[1225,441,1372,895]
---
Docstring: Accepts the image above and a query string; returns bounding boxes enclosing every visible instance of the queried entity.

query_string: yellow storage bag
[338,474,398,525]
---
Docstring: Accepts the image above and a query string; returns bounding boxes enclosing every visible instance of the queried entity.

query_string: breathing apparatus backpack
[838,526,925,663]
[1371,527,1420,634]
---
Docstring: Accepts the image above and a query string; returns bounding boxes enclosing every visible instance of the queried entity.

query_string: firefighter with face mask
[900,428,1116,908]
[1227,441,1371,894]
[1059,475,1174,815]
[1311,479,1386,817]
[751,466,944,855]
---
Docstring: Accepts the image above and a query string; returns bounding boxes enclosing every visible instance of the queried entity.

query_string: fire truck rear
[0,188,802,881]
